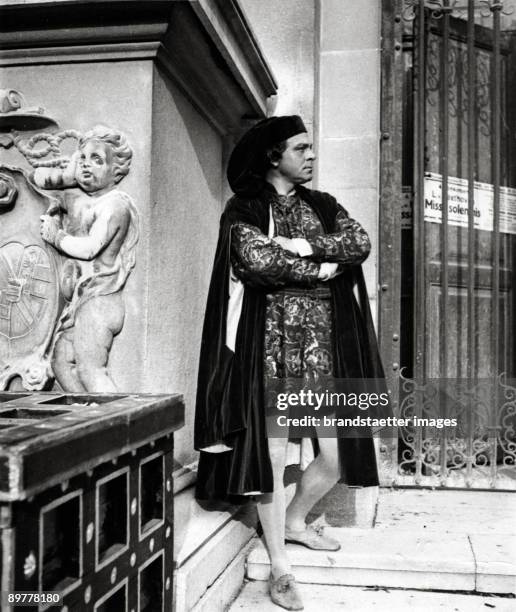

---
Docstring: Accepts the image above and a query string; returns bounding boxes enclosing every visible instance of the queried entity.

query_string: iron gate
[379,0,516,489]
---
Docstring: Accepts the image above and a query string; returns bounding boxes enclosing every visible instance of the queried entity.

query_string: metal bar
[466,0,476,486]
[440,1,450,380]
[378,0,404,486]
[439,0,451,481]
[465,384,473,486]
[467,0,476,382]
[490,1,502,485]
[414,0,427,383]
[491,4,502,378]
[413,0,427,482]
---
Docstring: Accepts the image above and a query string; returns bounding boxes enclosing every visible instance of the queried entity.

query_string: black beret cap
[227,115,307,196]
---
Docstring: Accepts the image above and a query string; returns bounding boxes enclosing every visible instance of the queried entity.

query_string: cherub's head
[75,126,133,193]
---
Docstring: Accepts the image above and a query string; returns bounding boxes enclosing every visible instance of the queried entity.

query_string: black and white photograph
[0,1,515,610]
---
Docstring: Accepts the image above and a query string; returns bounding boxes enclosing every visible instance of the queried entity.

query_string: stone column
[314,0,382,526]
[315,0,382,321]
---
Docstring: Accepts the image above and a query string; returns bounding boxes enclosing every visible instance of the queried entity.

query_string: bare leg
[256,436,290,579]
[74,295,124,392]
[52,331,87,392]
[285,433,340,531]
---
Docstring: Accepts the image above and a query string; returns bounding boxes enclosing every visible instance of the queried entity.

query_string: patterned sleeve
[307,208,371,264]
[231,222,320,288]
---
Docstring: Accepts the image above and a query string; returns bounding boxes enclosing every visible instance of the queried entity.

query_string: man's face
[275,132,315,185]
[76,140,116,193]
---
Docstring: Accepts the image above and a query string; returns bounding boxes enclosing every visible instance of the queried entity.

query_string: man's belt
[270,285,331,299]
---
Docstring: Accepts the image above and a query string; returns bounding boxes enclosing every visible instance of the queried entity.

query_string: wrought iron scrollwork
[425,30,493,138]
[402,0,420,21]
[479,0,515,17]
[397,375,516,488]
[404,0,514,21]
[403,0,460,21]
[427,0,459,19]
[498,377,516,469]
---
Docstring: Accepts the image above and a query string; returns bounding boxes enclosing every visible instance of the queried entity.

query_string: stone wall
[237,0,382,322]
[239,0,316,129]
[1,60,154,387]
[145,66,223,466]
[315,0,382,322]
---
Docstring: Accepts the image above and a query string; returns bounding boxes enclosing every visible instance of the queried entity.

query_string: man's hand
[273,236,313,257]
[40,214,61,246]
[318,262,341,281]
[273,235,299,254]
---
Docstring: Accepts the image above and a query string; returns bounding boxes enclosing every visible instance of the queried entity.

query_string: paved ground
[230,581,515,611]
[231,489,516,610]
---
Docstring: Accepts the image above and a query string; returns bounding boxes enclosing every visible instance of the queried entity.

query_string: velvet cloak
[194,184,385,503]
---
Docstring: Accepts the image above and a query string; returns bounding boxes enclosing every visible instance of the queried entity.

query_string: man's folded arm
[231,222,320,288]
[305,208,371,265]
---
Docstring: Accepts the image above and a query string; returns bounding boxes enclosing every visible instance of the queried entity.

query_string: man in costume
[194,116,385,610]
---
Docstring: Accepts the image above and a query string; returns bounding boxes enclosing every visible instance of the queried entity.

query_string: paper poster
[402,173,516,235]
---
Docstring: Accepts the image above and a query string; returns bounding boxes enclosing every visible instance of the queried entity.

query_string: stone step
[246,527,516,594]
[375,489,516,535]
[174,504,256,611]
[174,484,245,565]
[191,540,255,612]
[229,581,516,611]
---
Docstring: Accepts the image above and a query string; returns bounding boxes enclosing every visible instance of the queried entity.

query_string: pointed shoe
[269,573,304,611]
[285,524,341,551]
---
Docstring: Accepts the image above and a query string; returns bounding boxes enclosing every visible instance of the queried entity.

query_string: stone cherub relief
[36,127,139,392]
[0,91,139,392]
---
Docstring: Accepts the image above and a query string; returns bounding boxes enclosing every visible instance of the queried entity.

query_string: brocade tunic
[230,192,371,396]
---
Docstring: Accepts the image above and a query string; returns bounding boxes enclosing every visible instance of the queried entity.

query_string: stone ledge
[470,534,516,595]
[375,489,516,536]
[247,527,477,591]
[285,468,378,529]
[174,484,250,565]
[191,539,256,612]
[0,0,277,131]
[174,505,256,611]
[172,461,197,495]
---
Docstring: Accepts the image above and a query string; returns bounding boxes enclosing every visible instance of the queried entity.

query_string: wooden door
[385,3,516,489]
[400,13,516,380]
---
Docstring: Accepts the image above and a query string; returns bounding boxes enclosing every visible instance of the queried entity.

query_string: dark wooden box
[0,392,184,611]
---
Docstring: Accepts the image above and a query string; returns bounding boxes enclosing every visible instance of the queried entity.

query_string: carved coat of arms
[0,168,61,389]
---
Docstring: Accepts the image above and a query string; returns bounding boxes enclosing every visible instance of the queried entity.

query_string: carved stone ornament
[0,89,58,133]
[0,166,60,391]
[33,125,139,393]
[1,95,139,392]
[0,173,18,210]
[23,551,37,580]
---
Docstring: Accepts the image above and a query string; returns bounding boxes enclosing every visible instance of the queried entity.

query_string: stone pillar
[238,0,316,130]
[314,0,383,525]
[315,0,382,322]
